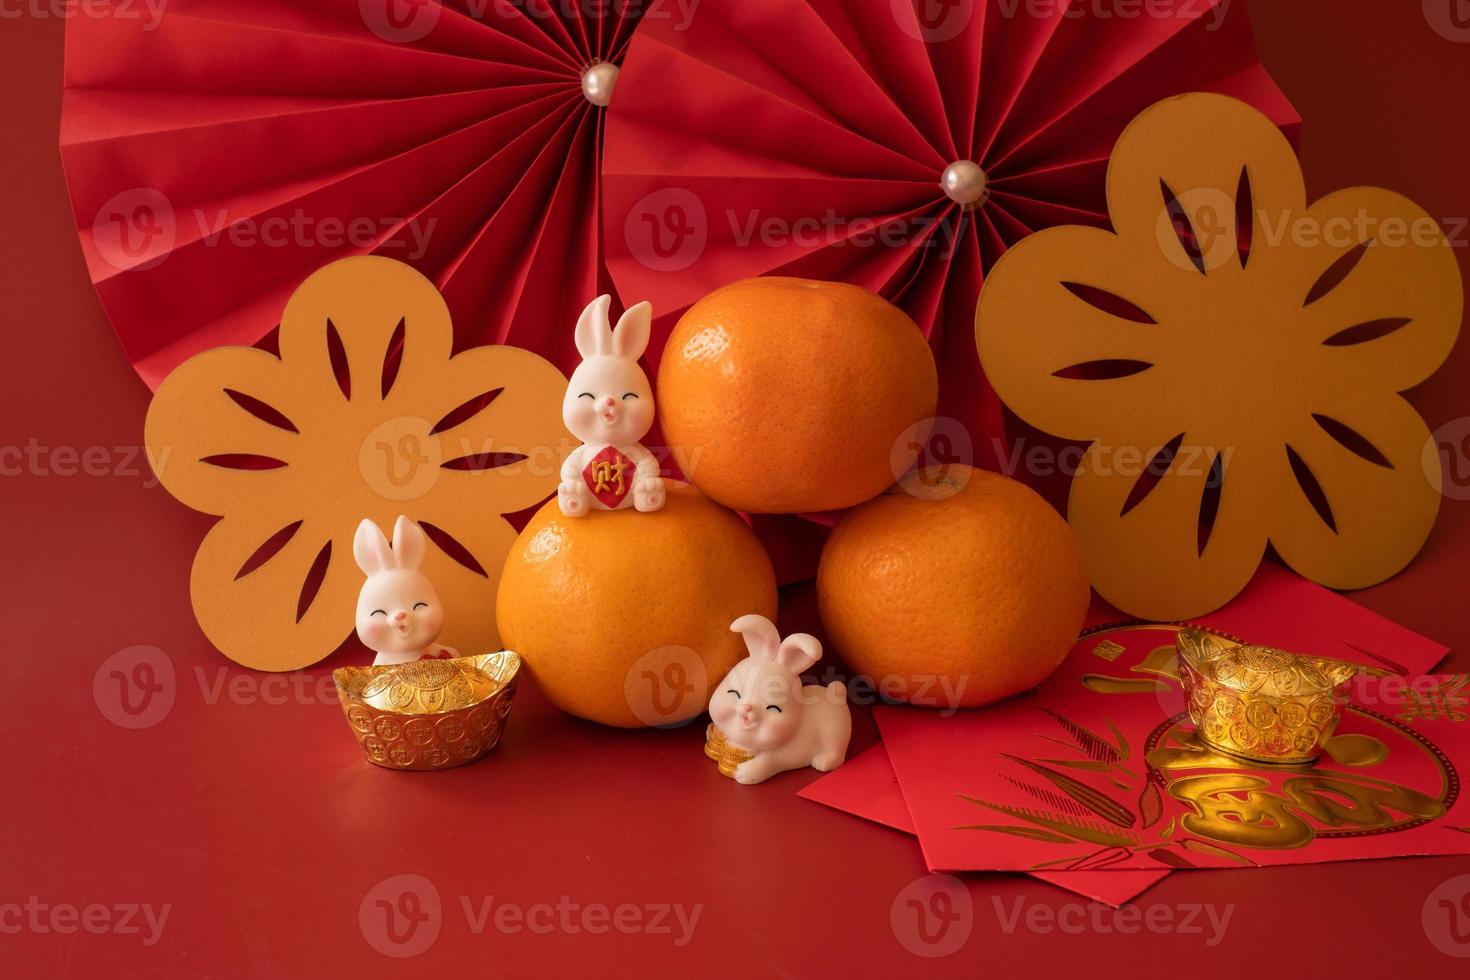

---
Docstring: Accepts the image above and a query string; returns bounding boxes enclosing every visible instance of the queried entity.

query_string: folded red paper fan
[603,0,1300,468]
[62,0,641,388]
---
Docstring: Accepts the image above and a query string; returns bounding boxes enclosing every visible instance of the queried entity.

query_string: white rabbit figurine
[558,294,666,517]
[353,516,458,667]
[708,614,851,785]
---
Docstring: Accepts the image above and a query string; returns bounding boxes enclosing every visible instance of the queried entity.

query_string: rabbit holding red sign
[558,295,666,517]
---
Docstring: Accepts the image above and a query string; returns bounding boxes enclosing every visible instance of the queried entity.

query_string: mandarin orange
[817,465,1090,708]
[496,482,777,727]
[657,277,938,513]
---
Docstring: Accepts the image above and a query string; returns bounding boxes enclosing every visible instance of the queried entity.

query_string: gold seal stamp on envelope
[1175,629,1359,765]
[333,652,521,771]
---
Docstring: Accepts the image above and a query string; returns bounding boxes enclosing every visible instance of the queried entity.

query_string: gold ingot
[1176,630,1358,765]
[334,652,521,771]
[704,723,753,779]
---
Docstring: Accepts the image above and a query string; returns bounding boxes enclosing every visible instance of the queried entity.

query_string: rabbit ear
[731,614,781,660]
[775,634,822,674]
[611,301,652,360]
[392,515,427,570]
[353,519,394,575]
[575,295,613,358]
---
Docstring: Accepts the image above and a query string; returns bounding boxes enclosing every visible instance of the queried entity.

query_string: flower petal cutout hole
[224,389,298,433]
[380,317,406,399]
[1061,282,1158,324]
[235,520,303,580]
[1121,433,1186,518]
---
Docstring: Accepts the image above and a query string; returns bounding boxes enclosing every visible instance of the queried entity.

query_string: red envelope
[874,565,1457,875]
[798,743,920,837]
[800,744,1170,907]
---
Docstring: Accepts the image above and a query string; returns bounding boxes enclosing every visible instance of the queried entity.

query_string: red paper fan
[603,0,1299,468]
[62,0,641,388]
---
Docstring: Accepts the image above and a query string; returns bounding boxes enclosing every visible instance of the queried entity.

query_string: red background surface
[5,2,1470,975]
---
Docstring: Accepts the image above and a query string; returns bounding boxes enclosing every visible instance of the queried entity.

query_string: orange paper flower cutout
[145,257,567,671]
[978,94,1462,620]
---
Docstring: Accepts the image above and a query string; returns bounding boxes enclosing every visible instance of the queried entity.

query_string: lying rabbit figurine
[708,614,851,785]
[353,515,458,667]
[558,294,666,517]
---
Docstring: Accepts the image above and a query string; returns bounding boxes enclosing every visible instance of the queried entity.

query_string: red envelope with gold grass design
[873,565,1465,873]
[799,743,1172,906]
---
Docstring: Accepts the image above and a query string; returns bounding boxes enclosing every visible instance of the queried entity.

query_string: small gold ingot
[334,652,521,771]
[1175,630,1358,765]
[704,723,753,779]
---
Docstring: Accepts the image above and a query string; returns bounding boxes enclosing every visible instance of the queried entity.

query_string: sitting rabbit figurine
[708,614,851,785]
[558,294,666,517]
[353,516,458,667]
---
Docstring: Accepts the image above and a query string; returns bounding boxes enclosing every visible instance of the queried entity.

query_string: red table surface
[6,3,1470,976]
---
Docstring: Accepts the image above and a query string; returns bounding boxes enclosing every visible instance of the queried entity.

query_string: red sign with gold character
[582,446,636,509]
